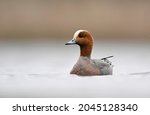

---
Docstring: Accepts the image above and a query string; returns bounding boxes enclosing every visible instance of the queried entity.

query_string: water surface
[0,40,150,97]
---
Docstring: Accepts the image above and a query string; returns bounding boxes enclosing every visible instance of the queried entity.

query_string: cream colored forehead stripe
[73,30,86,40]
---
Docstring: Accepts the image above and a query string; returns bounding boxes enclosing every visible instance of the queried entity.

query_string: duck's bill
[65,39,76,45]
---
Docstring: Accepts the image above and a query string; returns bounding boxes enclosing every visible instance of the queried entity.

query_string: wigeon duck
[65,30,113,76]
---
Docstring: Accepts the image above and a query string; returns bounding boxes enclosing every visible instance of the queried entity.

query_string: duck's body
[70,56,113,76]
[65,30,113,76]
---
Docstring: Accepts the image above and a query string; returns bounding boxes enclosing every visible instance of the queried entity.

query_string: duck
[65,30,113,76]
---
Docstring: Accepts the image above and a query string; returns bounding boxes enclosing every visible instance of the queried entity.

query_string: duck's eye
[78,33,86,38]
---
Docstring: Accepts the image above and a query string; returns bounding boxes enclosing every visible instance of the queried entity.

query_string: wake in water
[129,71,150,76]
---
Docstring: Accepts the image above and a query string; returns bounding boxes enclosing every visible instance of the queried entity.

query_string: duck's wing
[92,59,112,69]
[92,59,113,75]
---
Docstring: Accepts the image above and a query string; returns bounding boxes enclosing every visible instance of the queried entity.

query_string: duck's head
[65,30,93,46]
[65,30,93,58]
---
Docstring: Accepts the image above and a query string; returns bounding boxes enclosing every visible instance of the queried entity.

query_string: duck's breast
[70,57,100,76]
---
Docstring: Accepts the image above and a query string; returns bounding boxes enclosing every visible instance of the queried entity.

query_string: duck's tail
[100,56,114,66]
[101,56,114,60]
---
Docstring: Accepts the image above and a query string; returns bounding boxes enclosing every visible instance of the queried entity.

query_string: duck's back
[92,59,113,75]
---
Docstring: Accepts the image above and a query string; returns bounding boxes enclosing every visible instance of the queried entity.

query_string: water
[0,40,150,97]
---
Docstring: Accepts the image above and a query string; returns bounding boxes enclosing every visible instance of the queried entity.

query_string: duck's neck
[80,44,92,58]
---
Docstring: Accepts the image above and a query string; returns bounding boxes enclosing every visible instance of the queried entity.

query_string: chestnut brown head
[65,30,94,58]
[65,30,93,46]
